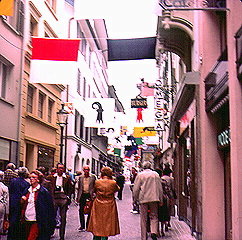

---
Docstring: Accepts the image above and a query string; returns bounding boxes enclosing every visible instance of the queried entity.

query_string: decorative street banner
[107,37,156,61]
[133,127,156,138]
[0,0,14,16]
[84,98,115,128]
[30,38,80,84]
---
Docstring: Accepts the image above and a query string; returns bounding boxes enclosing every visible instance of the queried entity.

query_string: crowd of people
[0,161,175,240]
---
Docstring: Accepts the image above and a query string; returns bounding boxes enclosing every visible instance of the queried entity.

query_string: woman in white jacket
[0,171,9,237]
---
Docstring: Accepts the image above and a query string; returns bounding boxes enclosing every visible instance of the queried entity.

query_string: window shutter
[17,0,24,35]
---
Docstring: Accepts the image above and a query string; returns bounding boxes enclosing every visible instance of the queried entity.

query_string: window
[77,69,81,95]
[83,77,86,100]
[4,0,24,35]
[75,110,84,139]
[77,27,87,58]
[38,92,44,119]
[29,15,38,45]
[45,0,56,11]
[0,138,10,161]
[0,62,8,99]
[27,85,34,113]
[48,98,54,123]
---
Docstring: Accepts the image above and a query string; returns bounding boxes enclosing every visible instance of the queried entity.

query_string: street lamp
[57,104,68,163]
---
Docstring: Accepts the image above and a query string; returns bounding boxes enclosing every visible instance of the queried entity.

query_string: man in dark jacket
[46,163,72,240]
[8,167,30,240]
[116,172,125,200]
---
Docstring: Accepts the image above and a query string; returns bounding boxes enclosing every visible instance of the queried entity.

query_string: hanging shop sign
[159,0,228,11]
[218,128,230,149]
[154,79,170,131]
[131,97,148,108]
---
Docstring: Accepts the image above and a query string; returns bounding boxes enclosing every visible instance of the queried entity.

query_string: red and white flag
[30,38,80,84]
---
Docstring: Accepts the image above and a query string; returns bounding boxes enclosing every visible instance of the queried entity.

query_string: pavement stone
[50,183,196,240]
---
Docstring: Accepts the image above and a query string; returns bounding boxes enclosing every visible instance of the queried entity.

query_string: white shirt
[25,184,40,221]
[54,173,67,192]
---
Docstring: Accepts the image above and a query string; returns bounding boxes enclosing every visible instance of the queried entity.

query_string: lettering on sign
[131,98,148,108]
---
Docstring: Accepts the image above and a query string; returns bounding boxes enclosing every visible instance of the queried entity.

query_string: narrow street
[51,183,196,240]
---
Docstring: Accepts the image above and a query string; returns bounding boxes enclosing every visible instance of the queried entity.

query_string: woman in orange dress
[87,167,120,240]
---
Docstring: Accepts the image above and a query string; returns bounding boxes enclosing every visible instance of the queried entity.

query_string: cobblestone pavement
[50,183,196,240]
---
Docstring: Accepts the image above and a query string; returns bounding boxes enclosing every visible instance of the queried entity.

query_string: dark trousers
[54,198,69,240]
[93,236,108,240]
[79,193,91,229]
[117,186,124,200]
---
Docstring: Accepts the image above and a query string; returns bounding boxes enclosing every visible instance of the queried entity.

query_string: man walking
[133,161,163,240]
[116,171,125,200]
[3,163,18,187]
[47,163,72,240]
[76,165,96,231]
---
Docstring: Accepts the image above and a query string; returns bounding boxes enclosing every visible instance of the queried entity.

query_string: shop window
[0,138,10,161]
[38,146,54,172]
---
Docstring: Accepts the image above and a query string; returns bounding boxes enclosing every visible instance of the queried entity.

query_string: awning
[168,72,200,142]
[107,37,156,61]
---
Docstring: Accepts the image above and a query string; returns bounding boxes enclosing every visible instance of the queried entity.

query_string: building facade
[0,0,25,169]
[156,0,242,239]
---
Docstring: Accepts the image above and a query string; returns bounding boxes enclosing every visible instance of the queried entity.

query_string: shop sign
[159,0,227,11]
[131,98,147,108]
[218,128,230,149]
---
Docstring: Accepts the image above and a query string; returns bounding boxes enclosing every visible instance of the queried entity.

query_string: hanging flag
[135,138,144,145]
[29,38,80,84]
[140,81,155,97]
[0,0,14,16]
[114,148,121,157]
[133,127,157,138]
[120,126,128,135]
[107,37,156,61]
[84,98,115,128]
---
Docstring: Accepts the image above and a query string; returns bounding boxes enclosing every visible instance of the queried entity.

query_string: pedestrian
[3,163,18,187]
[8,166,30,240]
[87,167,120,240]
[116,172,125,200]
[46,163,72,240]
[36,166,54,198]
[21,170,55,240]
[133,161,163,240]
[129,167,139,214]
[161,167,176,230]
[0,171,9,238]
[76,165,96,231]
[66,167,75,200]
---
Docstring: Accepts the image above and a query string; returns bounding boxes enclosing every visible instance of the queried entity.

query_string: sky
[103,0,159,110]
[76,0,160,130]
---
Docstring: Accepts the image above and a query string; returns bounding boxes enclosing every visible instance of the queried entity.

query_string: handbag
[84,199,93,214]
